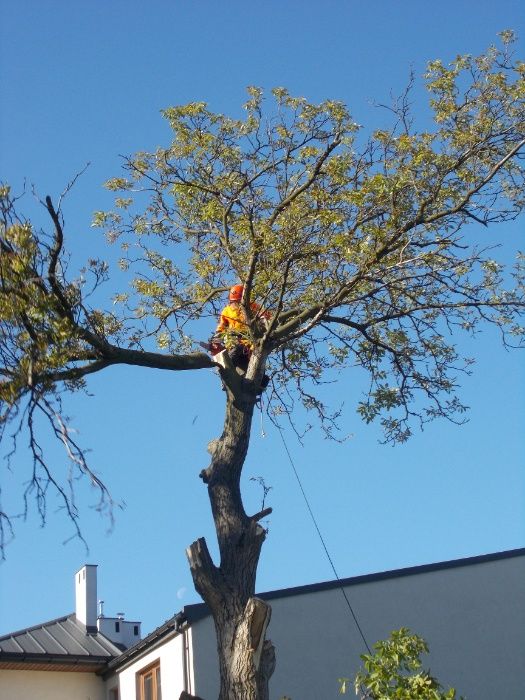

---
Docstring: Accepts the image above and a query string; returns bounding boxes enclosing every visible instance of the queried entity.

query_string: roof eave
[0,651,114,673]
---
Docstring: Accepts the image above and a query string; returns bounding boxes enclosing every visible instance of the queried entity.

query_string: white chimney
[75,564,98,631]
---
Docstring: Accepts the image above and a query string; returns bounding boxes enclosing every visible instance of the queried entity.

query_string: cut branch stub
[252,507,273,523]
[186,537,223,609]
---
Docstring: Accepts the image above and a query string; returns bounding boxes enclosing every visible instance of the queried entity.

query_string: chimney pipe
[75,564,98,632]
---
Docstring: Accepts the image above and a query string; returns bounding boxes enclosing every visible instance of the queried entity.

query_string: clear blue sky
[1,1,523,640]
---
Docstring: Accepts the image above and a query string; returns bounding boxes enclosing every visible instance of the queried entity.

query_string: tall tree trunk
[187,354,275,700]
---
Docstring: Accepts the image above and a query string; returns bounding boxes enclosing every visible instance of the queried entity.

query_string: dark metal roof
[0,613,122,668]
[259,546,525,603]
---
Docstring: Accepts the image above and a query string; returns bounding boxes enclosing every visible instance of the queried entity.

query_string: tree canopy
[95,33,523,441]
[1,34,524,545]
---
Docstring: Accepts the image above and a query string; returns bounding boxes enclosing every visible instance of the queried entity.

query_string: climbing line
[276,425,372,654]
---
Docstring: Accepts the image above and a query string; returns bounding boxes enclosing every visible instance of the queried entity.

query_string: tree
[1,35,524,699]
[340,627,464,699]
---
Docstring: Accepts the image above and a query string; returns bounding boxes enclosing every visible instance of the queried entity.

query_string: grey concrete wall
[190,553,525,700]
[190,617,219,699]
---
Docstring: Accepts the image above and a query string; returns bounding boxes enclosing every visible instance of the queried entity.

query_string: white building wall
[190,554,525,700]
[0,669,105,700]
[107,633,186,700]
[97,617,141,649]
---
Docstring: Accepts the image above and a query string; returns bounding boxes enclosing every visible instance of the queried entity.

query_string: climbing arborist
[210,284,270,390]
[214,285,255,370]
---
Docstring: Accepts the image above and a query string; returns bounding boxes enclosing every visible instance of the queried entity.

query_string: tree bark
[186,352,275,700]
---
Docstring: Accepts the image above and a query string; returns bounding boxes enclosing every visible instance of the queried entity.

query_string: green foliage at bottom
[340,628,464,699]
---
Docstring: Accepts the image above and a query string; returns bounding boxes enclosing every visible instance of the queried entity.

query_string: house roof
[0,613,122,672]
[181,546,525,624]
[105,546,525,673]
[4,547,523,675]
[103,613,183,677]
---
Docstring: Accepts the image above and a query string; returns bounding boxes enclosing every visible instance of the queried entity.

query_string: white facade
[105,633,190,700]
[0,669,105,700]
[98,617,142,650]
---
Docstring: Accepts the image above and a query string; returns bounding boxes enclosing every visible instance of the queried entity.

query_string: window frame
[136,659,161,700]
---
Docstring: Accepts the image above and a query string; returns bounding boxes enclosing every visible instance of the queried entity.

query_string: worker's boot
[213,349,228,369]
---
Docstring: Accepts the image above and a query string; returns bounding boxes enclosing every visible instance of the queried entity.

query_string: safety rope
[259,402,266,437]
[276,425,372,654]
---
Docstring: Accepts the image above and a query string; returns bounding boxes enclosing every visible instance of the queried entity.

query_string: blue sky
[0,1,524,642]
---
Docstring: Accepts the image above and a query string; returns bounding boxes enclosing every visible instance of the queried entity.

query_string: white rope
[258,398,266,438]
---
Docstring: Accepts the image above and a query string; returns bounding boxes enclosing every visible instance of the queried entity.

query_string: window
[134,625,139,636]
[115,621,120,633]
[137,661,161,700]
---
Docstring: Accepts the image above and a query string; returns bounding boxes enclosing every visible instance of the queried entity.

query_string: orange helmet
[229,284,244,302]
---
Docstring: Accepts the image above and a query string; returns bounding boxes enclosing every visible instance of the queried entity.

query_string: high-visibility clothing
[216,303,256,336]
[216,302,269,349]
